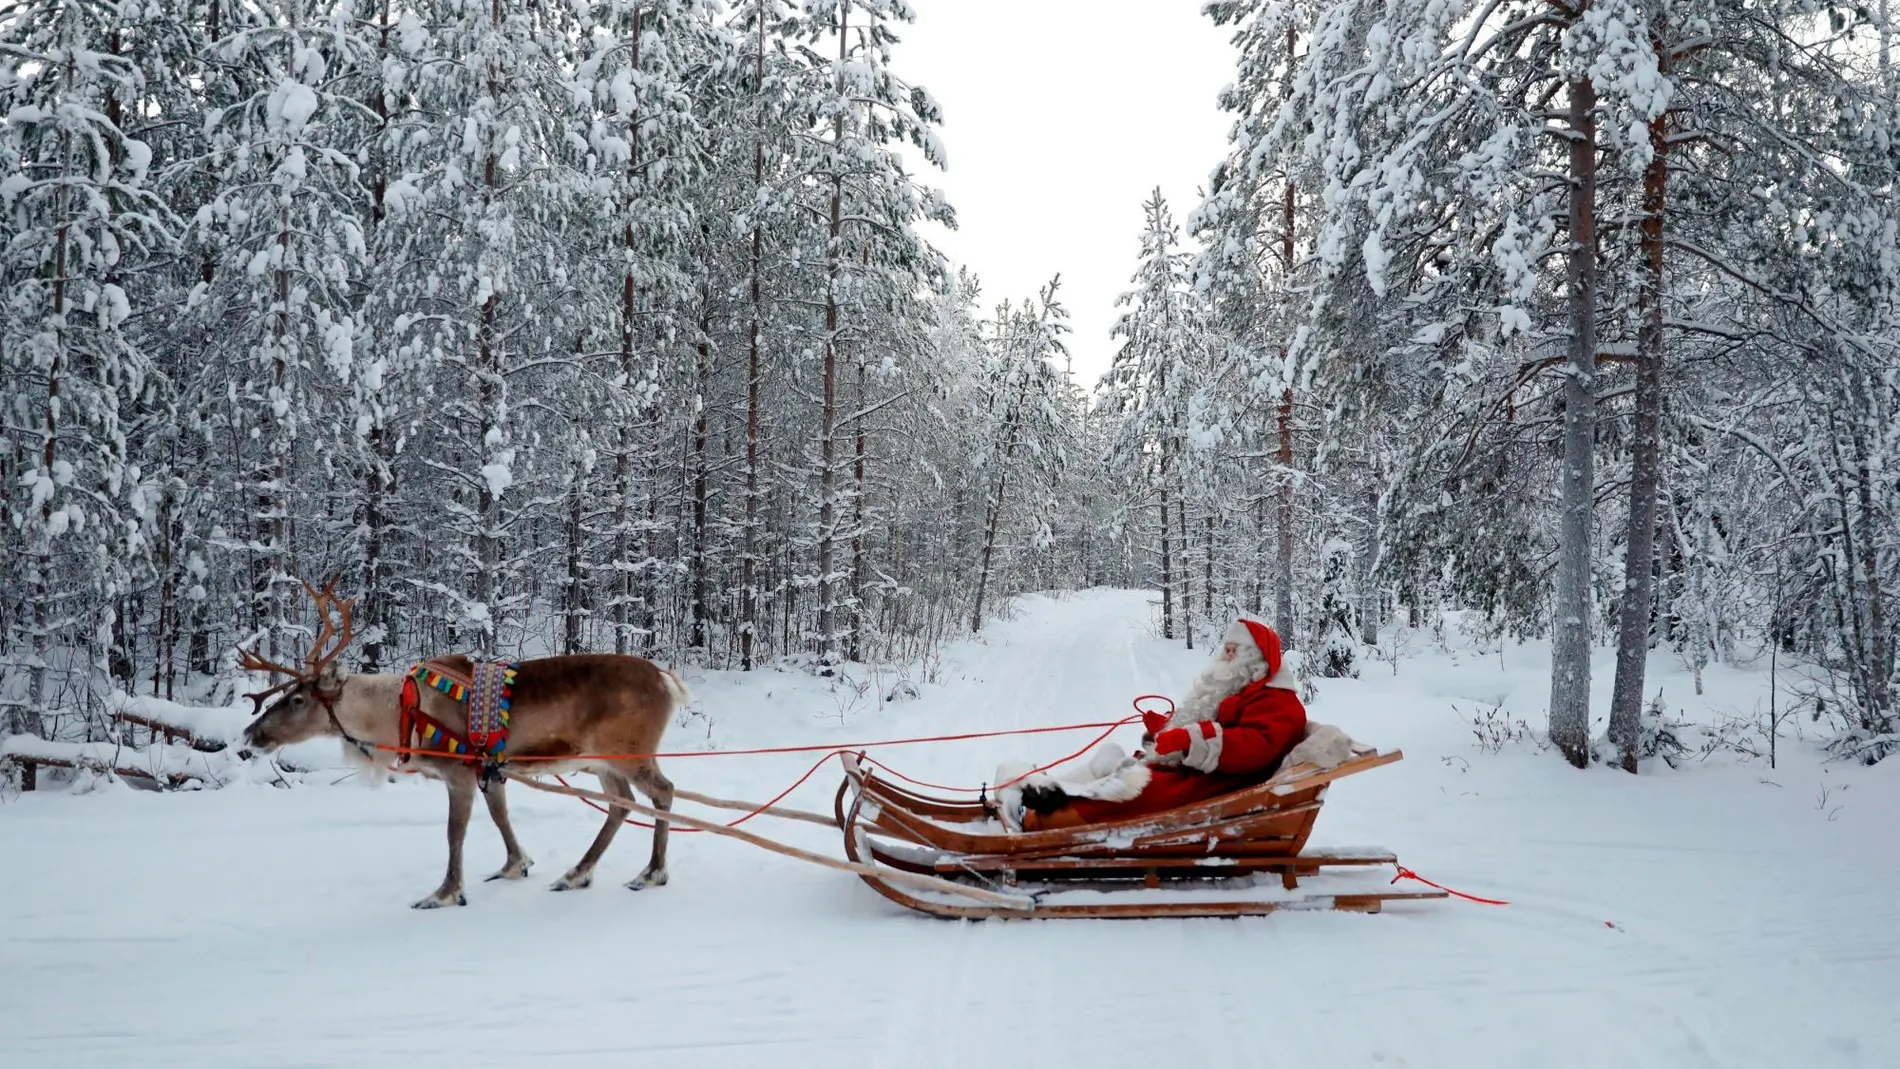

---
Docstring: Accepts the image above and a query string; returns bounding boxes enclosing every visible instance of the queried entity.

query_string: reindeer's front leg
[414,772,475,908]
[481,781,533,881]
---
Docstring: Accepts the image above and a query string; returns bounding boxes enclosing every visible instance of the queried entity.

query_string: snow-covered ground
[3,589,1896,1068]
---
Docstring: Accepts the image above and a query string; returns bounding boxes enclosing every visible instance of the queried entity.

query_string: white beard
[1173,643,1268,727]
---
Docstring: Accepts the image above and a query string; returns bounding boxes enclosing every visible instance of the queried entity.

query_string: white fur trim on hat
[1221,620,1253,647]
[1263,649,1303,691]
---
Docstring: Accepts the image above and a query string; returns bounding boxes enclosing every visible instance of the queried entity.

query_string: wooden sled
[835,746,1447,920]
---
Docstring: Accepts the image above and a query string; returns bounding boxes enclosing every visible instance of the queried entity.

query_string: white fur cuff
[1183,722,1223,773]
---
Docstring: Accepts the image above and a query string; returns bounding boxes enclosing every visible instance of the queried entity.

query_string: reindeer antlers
[238,576,359,713]
[302,577,356,682]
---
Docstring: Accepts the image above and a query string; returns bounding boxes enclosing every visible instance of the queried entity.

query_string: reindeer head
[239,580,356,753]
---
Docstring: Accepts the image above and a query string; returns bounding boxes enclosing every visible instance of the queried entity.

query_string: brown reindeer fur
[241,653,686,909]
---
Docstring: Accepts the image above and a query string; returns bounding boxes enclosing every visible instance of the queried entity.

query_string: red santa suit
[1022,619,1307,830]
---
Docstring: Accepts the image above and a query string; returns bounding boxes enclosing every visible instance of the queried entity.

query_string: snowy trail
[4,589,1897,1068]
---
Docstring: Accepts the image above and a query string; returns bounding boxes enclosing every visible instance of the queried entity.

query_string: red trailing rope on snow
[1391,865,1510,905]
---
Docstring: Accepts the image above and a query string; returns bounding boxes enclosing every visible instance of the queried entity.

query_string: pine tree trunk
[1158,457,1175,641]
[1609,42,1670,774]
[1180,488,1195,649]
[361,425,389,672]
[357,0,394,674]
[1551,57,1600,769]
[1204,512,1216,622]
[741,2,766,671]
[565,466,586,654]
[1359,482,1381,645]
[614,4,646,657]
[816,0,849,669]
[971,404,1024,634]
[1274,25,1299,640]
[470,0,506,658]
[691,305,711,651]
[849,356,867,661]
[1275,385,1294,635]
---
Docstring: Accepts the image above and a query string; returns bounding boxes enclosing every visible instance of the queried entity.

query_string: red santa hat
[1222,618,1284,680]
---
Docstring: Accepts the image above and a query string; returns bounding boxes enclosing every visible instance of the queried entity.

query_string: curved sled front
[835,748,1448,920]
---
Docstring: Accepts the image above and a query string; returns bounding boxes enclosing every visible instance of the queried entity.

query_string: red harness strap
[397,676,477,765]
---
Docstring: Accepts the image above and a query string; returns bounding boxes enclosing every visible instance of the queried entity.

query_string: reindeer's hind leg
[551,768,634,892]
[626,761,673,890]
[480,782,533,882]
[415,770,475,908]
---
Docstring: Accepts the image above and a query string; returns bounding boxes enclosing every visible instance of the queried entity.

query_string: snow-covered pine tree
[191,1,373,657]
[1,0,177,775]
[969,279,1071,633]
[1106,190,1209,644]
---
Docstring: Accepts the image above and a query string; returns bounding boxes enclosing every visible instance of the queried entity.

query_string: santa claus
[1000,618,1308,832]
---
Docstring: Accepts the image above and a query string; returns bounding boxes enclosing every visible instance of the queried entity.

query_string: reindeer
[239,582,684,908]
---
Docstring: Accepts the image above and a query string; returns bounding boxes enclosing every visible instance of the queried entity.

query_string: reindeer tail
[659,667,693,712]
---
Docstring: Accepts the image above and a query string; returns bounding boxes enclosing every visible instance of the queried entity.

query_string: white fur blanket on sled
[992,721,1364,830]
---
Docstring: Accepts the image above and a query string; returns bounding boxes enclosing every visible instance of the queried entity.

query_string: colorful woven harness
[398,659,518,782]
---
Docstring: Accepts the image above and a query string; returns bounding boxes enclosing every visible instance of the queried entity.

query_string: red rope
[556,747,854,832]
[546,706,1154,829]
[1391,865,1510,905]
[372,716,1139,766]
[551,713,1148,830]
[862,713,1141,793]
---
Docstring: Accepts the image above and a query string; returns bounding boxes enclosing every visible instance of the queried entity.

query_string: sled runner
[835,746,1447,919]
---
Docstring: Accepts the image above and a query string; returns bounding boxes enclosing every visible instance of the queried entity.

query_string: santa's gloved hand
[1152,721,1224,773]
[1141,709,1172,736]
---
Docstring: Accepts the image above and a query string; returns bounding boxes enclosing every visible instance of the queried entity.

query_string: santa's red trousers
[1021,768,1261,830]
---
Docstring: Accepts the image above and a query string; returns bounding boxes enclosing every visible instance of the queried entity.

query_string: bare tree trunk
[1551,49,1600,769]
[1609,35,1670,774]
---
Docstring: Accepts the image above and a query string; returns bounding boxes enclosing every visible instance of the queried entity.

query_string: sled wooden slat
[835,747,1445,920]
[919,849,1400,876]
[503,771,1033,910]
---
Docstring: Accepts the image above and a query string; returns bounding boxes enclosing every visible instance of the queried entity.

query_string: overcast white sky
[893,1,1237,385]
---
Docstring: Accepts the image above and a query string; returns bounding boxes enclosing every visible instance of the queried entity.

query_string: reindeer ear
[317,658,346,692]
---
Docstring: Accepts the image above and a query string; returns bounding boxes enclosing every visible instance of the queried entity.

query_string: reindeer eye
[291,695,305,707]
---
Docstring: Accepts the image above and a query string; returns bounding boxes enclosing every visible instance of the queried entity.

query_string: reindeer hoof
[550,872,593,892]
[412,891,467,909]
[627,867,669,891]
[484,858,533,882]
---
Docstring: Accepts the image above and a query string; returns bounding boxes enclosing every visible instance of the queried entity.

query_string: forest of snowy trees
[3,0,1896,784]
[1106,0,1899,770]
[0,0,1115,781]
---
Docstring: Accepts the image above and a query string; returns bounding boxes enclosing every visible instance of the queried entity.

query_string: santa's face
[1220,641,1242,662]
